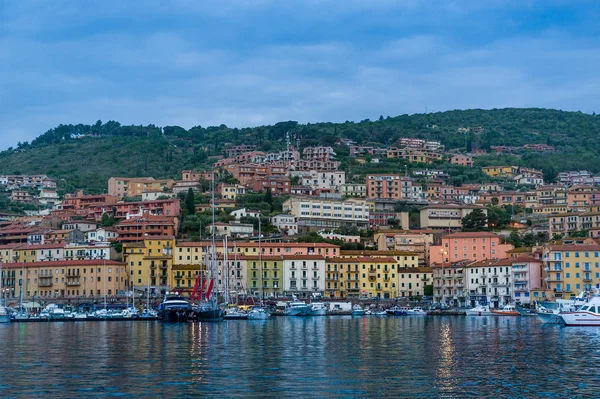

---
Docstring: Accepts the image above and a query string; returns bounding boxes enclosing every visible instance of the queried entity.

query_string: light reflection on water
[0,317,599,398]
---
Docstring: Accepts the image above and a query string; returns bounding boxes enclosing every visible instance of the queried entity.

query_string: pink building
[429,232,513,265]
[450,154,474,167]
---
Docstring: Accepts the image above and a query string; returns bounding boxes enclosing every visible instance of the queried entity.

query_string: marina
[1,315,599,398]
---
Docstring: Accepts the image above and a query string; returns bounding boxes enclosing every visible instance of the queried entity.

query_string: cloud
[1,0,600,148]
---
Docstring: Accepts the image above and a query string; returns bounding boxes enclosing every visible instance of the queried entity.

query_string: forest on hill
[0,108,598,193]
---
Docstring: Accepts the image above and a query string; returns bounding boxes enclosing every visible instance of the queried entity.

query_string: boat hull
[537,312,563,324]
[196,308,224,322]
[161,309,190,323]
[561,312,600,326]
[465,310,494,316]
[247,311,269,320]
[309,308,327,316]
[284,307,311,316]
[0,314,9,323]
[490,311,520,316]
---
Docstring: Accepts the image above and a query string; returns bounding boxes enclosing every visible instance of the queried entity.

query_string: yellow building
[481,166,518,178]
[123,238,174,294]
[543,244,600,300]
[245,256,284,298]
[325,258,361,299]
[1,260,126,300]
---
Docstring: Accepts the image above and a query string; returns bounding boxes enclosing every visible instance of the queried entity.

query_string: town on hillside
[1,138,599,310]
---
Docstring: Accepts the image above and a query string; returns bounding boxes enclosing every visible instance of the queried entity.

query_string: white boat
[0,306,9,323]
[308,303,327,316]
[224,308,249,320]
[247,307,270,320]
[491,304,520,316]
[73,312,87,320]
[284,300,311,316]
[561,295,600,326]
[140,308,158,319]
[13,310,30,321]
[406,307,428,316]
[465,305,494,316]
[351,304,365,316]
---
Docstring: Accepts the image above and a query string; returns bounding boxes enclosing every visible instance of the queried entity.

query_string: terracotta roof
[467,258,514,267]
[548,245,600,251]
[443,232,499,239]
[3,260,124,269]
[512,256,542,263]
[421,204,484,210]
[15,243,66,250]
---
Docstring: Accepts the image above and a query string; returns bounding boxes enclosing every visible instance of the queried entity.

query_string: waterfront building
[464,258,514,308]
[281,255,326,298]
[431,260,469,307]
[123,238,174,294]
[542,244,600,300]
[0,259,126,300]
[430,232,513,265]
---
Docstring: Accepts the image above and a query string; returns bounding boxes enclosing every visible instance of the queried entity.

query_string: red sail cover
[205,279,214,299]
[190,274,202,300]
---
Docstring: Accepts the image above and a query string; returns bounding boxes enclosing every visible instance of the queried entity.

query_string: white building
[207,222,254,238]
[38,190,61,208]
[230,208,261,220]
[465,259,514,308]
[282,255,326,297]
[87,228,118,242]
[64,242,112,260]
[63,221,98,233]
[271,214,298,236]
[291,170,346,191]
[317,232,360,243]
[282,197,369,229]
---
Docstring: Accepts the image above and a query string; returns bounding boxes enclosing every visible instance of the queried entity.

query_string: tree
[461,209,488,232]
[185,188,196,215]
[101,212,116,227]
[491,197,499,206]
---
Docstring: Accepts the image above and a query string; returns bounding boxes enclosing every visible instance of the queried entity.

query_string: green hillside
[1,108,599,193]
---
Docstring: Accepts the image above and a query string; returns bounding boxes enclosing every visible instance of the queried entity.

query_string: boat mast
[233,241,238,305]
[223,236,228,305]
[103,259,107,311]
[0,261,3,307]
[19,260,24,312]
[259,216,262,304]
[210,170,216,306]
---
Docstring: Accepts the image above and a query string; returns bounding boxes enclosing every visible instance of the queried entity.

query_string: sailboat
[195,171,224,322]
[0,262,9,323]
[13,261,29,320]
[247,217,270,320]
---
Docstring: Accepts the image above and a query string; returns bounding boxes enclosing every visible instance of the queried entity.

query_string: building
[511,257,543,305]
[464,258,515,308]
[366,174,418,200]
[429,231,514,265]
[218,183,246,200]
[292,170,346,191]
[226,164,288,185]
[567,186,600,211]
[481,166,519,178]
[207,222,254,238]
[542,244,600,300]
[419,204,486,230]
[386,148,443,163]
[245,175,291,195]
[225,144,257,158]
[270,214,298,236]
[108,177,175,198]
[281,255,326,298]
[230,208,261,220]
[86,227,118,242]
[10,190,34,203]
[123,239,174,294]
[115,215,177,242]
[112,199,181,219]
[44,229,85,244]
[340,183,367,198]
[374,230,435,266]
[62,221,98,232]
[282,197,369,229]
[450,154,474,167]
[302,146,336,162]
[431,259,469,306]
[1,259,126,300]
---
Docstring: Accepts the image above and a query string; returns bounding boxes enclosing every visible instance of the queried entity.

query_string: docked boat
[159,293,192,323]
[561,295,600,326]
[386,306,408,316]
[0,306,9,323]
[465,305,494,316]
[284,300,311,316]
[247,307,270,320]
[406,307,427,316]
[13,310,30,321]
[491,304,520,316]
[140,308,158,319]
[224,308,249,320]
[308,303,327,316]
[351,304,366,316]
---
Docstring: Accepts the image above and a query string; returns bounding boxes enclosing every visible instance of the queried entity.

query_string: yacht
[491,304,520,316]
[386,306,409,316]
[247,307,270,320]
[284,300,311,316]
[465,304,494,316]
[351,304,366,316]
[406,307,428,316]
[0,306,9,323]
[159,293,192,323]
[224,307,249,320]
[140,308,158,319]
[561,295,600,326]
[308,303,327,316]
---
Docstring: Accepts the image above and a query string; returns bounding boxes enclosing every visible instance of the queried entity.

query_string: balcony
[159,264,168,270]
[312,277,320,280]
[39,281,53,287]
[66,280,80,286]
[175,275,183,280]
[583,278,593,283]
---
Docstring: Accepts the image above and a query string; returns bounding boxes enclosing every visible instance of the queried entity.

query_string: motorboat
[0,306,9,323]
[13,310,30,321]
[284,300,311,316]
[308,303,327,316]
[561,295,600,326]
[386,306,409,316]
[367,310,387,316]
[140,308,159,319]
[491,304,520,316]
[224,308,249,320]
[351,304,366,316]
[465,305,494,316]
[247,307,270,320]
[406,307,427,316]
[159,294,192,323]
[196,302,224,322]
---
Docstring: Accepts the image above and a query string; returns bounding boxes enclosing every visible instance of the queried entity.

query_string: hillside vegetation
[1,108,599,193]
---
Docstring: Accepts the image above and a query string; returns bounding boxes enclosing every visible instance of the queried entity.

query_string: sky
[1,0,600,149]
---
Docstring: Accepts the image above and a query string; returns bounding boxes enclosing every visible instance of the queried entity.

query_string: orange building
[429,232,513,265]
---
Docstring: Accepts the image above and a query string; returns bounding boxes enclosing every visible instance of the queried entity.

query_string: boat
[247,307,270,320]
[224,307,249,320]
[351,304,366,316]
[308,303,327,316]
[159,293,192,323]
[12,261,30,321]
[561,295,600,326]
[465,305,494,316]
[406,307,427,316]
[368,310,387,316]
[284,299,311,316]
[140,308,158,319]
[195,172,224,322]
[386,306,408,316]
[490,304,520,316]
[0,262,9,323]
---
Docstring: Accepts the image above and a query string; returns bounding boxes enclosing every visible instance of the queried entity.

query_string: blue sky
[1,0,600,149]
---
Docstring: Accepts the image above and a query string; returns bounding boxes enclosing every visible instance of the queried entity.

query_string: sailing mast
[210,170,217,307]
[259,216,262,303]
[19,260,24,312]
[223,236,228,305]
[103,259,107,311]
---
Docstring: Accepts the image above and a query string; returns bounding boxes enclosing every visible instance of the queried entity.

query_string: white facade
[291,170,346,191]
[282,197,369,228]
[230,208,261,220]
[208,222,254,238]
[282,257,326,296]
[465,260,514,308]
[64,243,112,260]
[317,232,360,243]
[63,222,98,232]
[87,228,118,242]
[271,214,298,236]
